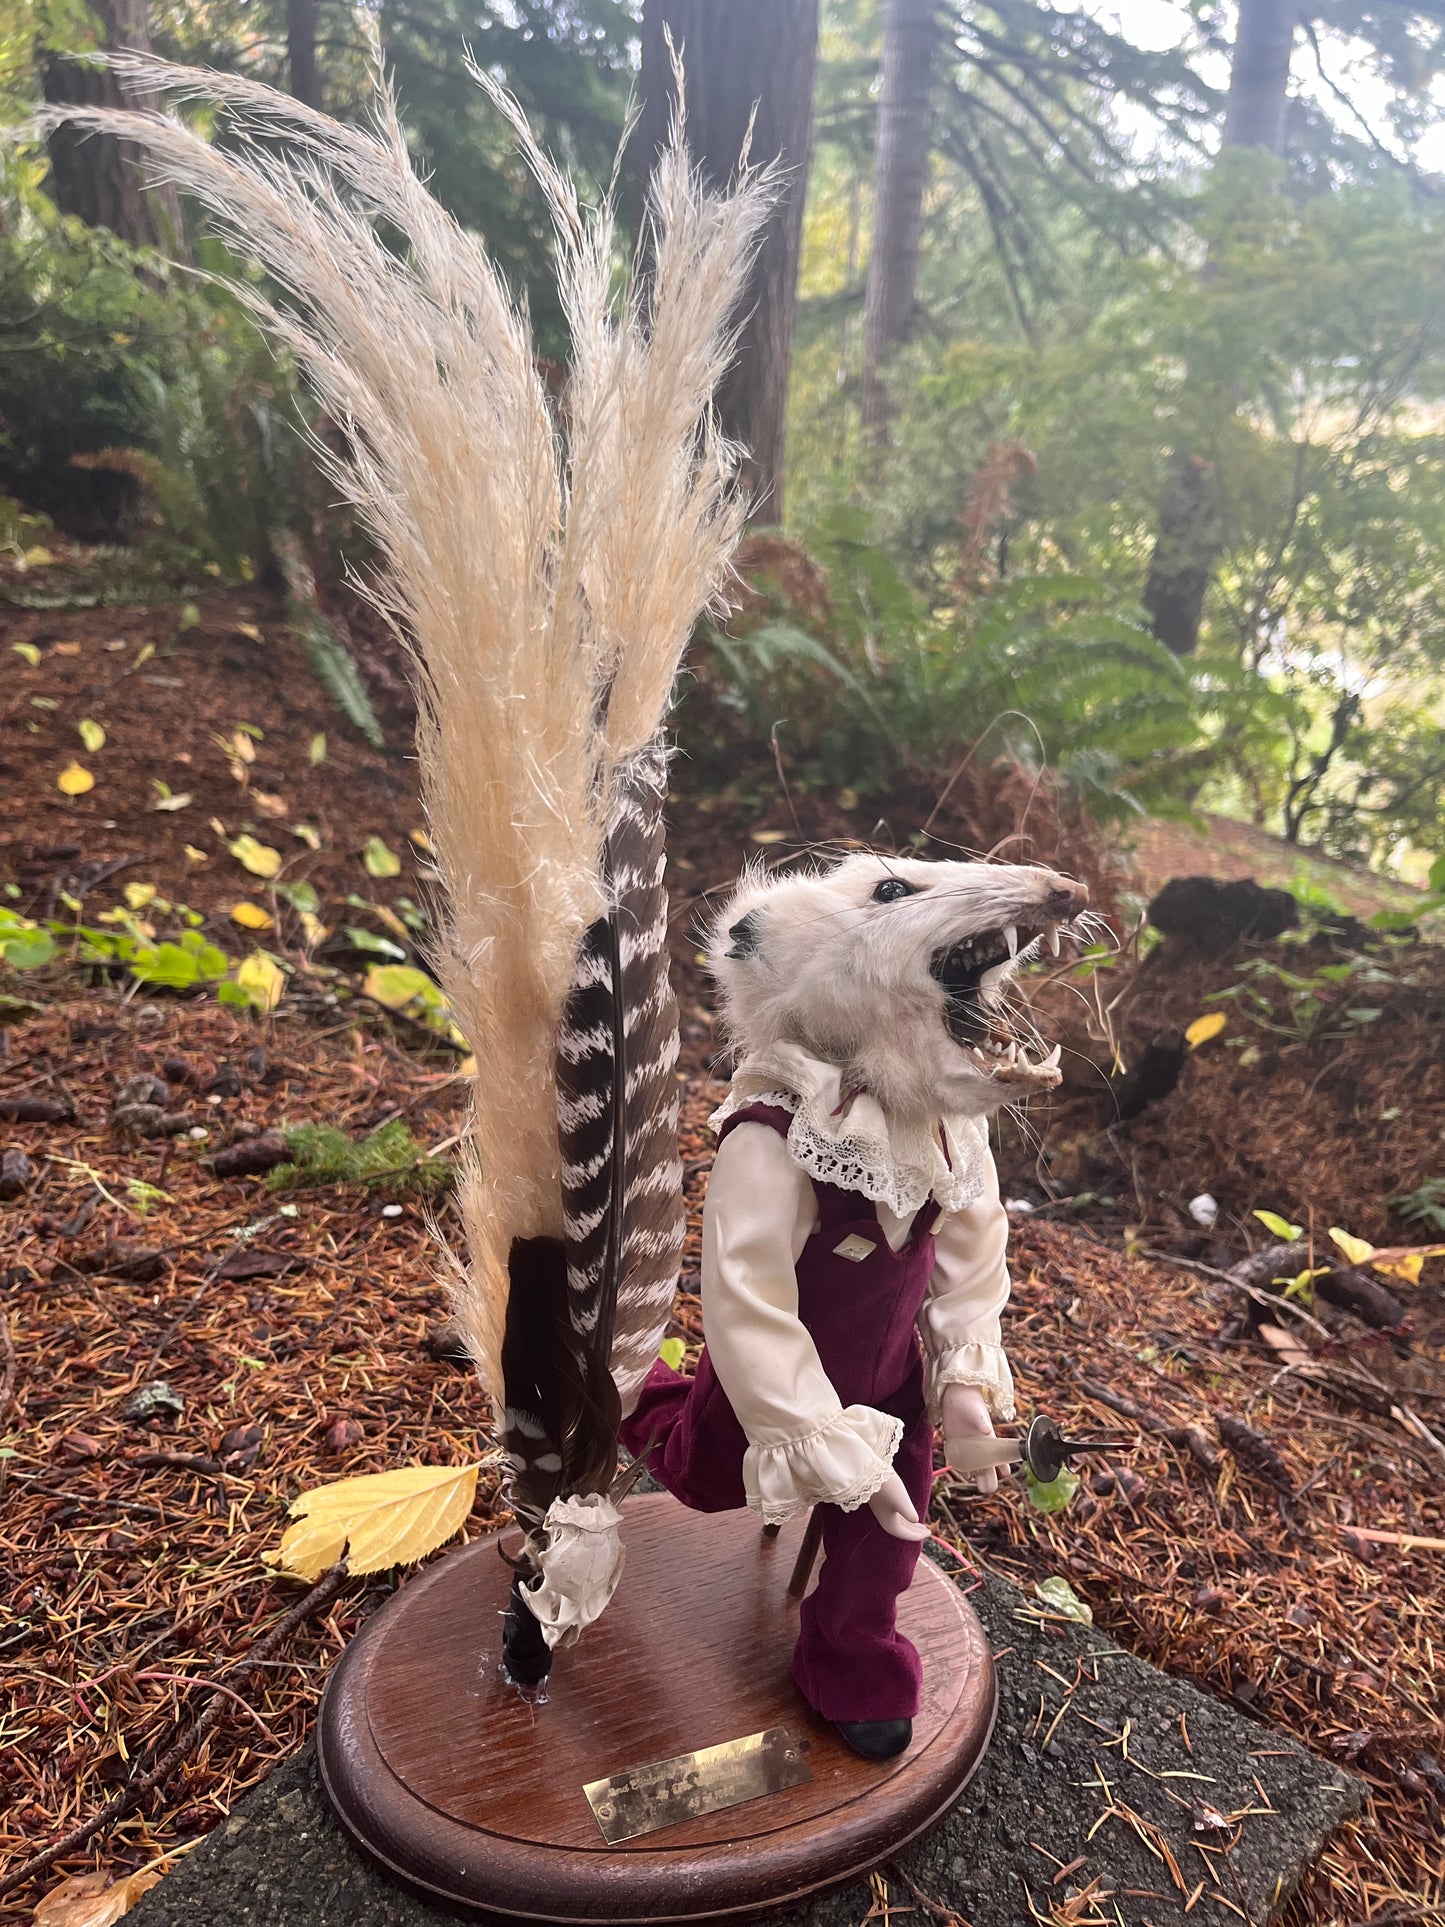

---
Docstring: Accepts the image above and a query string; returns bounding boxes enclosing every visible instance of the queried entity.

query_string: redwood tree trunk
[287,0,322,108]
[860,0,942,442]
[1142,0,1297,655]
[42,0,188,258]
[1221,0,1297,153]
[638,0,820,524]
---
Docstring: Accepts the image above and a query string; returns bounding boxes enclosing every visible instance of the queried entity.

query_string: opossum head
[709,852,1089,1122]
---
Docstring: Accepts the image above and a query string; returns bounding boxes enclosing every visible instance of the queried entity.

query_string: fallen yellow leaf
[229,834,282,880]
[235,951,286,1013]
[1363,1242,1445,1284]
[57,763,94,797]
[362,834,402,879]
[20,545,56,570]
[371,903,410,942]
[230,902,274,931]
[263,1461,480,1581]
[1328,1227,1375,1267]
[78,718,106,753]
[1373,1254,1423,1285]
[1185,1012,1227,1048]
[363,963,433,1010]
[299,910,329,948]
[124,883,158,911]
[749,829,788,845]
[184,845,208,865]
[32,1867,161,1927]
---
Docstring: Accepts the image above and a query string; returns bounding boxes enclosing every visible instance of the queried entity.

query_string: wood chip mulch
[0,988,1440,1926]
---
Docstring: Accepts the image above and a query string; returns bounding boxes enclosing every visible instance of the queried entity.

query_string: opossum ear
[725,911,762,960]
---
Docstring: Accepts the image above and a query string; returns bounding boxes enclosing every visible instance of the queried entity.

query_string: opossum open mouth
[930,919,1064,1082]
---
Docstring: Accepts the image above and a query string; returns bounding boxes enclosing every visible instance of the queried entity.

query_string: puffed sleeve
[702,1122,904,1526]
[917,1152,1015,1423]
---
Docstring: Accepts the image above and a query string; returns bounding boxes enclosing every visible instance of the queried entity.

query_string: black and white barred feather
[557,741,685,1414]
[498,740,684,1544]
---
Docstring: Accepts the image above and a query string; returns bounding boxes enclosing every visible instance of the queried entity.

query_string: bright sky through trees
[1096,0,1445,168]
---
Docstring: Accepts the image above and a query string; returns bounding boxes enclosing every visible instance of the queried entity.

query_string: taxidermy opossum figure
[711,853,1090,1120]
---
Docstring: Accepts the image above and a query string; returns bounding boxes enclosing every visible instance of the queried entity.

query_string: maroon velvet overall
[619,1103,938,1723]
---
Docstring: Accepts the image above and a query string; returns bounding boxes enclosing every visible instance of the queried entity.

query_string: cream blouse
[702,1049,1016,1527]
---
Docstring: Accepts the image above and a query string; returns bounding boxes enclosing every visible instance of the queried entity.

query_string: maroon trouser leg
[791,1409,933,1722]
[622,1358,933,1723]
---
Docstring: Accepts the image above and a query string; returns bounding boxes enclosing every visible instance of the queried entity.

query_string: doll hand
[867,1470,930,1543]
[942,1383,1001,1495]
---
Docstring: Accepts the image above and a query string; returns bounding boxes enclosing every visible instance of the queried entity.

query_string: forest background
[3,0,1445,887]
[4,10,1445,1922]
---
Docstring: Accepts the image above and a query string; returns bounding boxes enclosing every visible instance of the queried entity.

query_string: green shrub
[704,507,1199,813]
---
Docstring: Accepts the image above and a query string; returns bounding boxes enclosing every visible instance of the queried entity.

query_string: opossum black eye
[726,911,762,959]
[872,878,916,904]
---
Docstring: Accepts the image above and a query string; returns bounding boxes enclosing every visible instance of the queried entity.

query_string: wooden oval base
[317,1492,995,1924]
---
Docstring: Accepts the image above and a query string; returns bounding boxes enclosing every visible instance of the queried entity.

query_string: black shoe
[834,1718,912,1761]
[500,1574,552,1690]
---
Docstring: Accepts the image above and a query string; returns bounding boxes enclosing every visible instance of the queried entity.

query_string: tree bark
[42,0,189,259]
[638,0,820,524]
[1222,0,1297,153]
[1142,0,1297,655]
[860,0,943,443]
[287,0,321,109]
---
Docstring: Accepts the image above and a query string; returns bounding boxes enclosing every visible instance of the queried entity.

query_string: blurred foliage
[5,0,1445,876]
[0,183,308,574]
[706,506,1197,811]
[786,24,1445,867]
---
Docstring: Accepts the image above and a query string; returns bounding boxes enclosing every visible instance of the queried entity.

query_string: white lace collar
[709,1042,991,1218]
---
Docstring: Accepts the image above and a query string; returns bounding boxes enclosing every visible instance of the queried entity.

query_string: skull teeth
[979,961,1012,1004]
[970,1038,1063,1077]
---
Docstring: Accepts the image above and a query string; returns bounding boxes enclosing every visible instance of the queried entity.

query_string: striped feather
[556,741,685,1424]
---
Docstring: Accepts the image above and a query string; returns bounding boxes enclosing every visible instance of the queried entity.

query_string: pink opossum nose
[1043,877,1089,917]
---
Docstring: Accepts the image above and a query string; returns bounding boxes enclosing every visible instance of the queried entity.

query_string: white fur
[709,853,1087,1124]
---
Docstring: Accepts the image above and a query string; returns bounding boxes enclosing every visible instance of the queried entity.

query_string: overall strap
[716,1102,879,1229]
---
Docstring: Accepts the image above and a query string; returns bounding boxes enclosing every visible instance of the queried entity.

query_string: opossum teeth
[979,961,1011,1004]
[1043,1043,1061,1069]
[1004,924,1018,959]
[1046,922,1061,957]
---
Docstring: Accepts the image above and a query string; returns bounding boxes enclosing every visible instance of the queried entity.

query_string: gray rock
[130,1560,1362,1927]
[123,1380,185,1423]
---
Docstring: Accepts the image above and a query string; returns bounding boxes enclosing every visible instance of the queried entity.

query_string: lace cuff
[927,1342,1016,1424]
[742,1405,905,1527]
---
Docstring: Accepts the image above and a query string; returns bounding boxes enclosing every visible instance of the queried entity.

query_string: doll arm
[701,1122,905,1527]
[917,1152,1016,1424]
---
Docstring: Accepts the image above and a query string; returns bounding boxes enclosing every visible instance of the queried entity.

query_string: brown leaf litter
[0,986,1439,1925]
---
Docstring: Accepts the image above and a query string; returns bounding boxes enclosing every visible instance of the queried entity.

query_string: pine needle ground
[0,995,1439,1925]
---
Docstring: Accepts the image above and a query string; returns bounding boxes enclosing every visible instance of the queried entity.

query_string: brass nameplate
[584,1726,812,1844]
